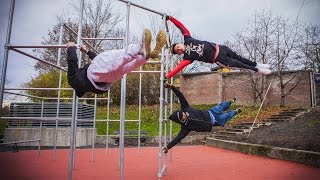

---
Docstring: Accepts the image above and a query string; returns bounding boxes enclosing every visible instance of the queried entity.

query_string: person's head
[171,43,185,55]
[169,110,188,124]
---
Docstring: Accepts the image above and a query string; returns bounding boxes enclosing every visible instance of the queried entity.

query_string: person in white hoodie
[66,29,166,97]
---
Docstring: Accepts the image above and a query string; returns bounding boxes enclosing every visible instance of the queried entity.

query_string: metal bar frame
[54,24,64,160]
[91,94,97,162]
[0,0,15,117]
[7,44,69,48]
[118,0,165,16]
[10,48,67,71]
[63,24,100,54]
[82,37,124,40]
[68,0,84,179]
[38,100,44,157]
[0,0,174,180]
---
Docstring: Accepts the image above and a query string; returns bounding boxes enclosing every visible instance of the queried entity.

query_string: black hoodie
[167,86,212,150]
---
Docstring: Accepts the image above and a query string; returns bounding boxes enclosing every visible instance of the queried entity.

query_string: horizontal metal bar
[1,117,72,121]
[118,0,164,16]
[10,48,67,72]
[5,87,73,91]
[7,44,69,48]
[146,60,161,64]
[82,37,124,41]
[96,119,140,122]
[131,70,162,73]
[4,91,43,99]
[64,24,100,54]
[46,97,109,100]
[0,139,41,146]
[1,117,141,123]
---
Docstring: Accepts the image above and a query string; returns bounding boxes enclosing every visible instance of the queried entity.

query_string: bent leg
[66,47,80,87]
[209,101,231,114]
[215,110,237,126]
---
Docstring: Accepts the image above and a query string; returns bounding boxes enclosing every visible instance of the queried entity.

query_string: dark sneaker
[230,97,236,104]
[235,108,242,114]
[150,30,167,59]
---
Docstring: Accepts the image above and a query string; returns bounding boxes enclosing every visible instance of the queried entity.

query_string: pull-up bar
[7,44,69,48]
[82,37,124,40]
[10,48,67,72]
[5,87,74,91]
[118,0,165,16]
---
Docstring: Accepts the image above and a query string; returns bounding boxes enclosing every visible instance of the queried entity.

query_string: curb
[206,137,320,167]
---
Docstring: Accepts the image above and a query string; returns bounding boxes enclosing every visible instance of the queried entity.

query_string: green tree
[25,70,72,101]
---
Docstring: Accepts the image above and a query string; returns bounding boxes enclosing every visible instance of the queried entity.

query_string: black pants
[66,47,107,97]
[216,45,258,72]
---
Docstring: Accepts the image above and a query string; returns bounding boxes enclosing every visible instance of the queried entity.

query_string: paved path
[0,145,319,179]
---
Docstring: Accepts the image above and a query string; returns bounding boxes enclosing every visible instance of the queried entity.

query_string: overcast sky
[0,0,319,88]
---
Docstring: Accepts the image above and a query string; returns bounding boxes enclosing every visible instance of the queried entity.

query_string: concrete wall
[180,70,312,107]
[4,128,96,147]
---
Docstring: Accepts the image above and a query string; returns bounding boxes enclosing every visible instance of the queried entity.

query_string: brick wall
[179,70,312,108]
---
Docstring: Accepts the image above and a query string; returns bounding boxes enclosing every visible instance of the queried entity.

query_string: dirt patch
[235,107,320,152]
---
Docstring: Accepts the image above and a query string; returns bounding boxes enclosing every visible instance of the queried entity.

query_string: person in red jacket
[165,16,271,79]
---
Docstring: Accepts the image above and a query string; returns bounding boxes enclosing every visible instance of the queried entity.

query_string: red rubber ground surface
[0,145,319,180]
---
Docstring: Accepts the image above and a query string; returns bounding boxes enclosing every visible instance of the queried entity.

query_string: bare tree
[230,10,276,104]
[299,24,320,73]
[33,0,125,73]
[272,15,304,107]
[230,9,307,107]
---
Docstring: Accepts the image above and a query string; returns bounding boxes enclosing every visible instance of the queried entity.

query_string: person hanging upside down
[165,16,271,79]
[162,83,241,153]
[66,29,166,97]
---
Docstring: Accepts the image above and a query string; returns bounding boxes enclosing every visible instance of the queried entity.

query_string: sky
[0,0,319,89]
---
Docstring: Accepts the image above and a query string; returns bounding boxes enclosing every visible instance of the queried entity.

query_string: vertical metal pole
[138,66,142,155]
[169,54,173,161]
[72,42,83,168]
[91,94,97,162]
[119,2,130,180]
[163,48,169,175]
[68,0,84,179]
[106,90,111,155]
[0,0,15,118]
[38,100,44,157]
[54,24,64,160]
[158,47,165,179]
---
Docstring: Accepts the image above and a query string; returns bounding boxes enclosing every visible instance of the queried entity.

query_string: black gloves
[163,15,170,21]
[163,77,167,83]
[162,146,168,153]
[163,83,172,89]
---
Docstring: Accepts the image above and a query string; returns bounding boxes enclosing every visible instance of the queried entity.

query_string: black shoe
[235,108,242,114]
[230,97,236,104]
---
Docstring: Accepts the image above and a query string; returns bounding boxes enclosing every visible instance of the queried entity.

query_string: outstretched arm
[166,128,190,150]
[169,16,191,37]
[165,84,189,109]
[166,60,191,78]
